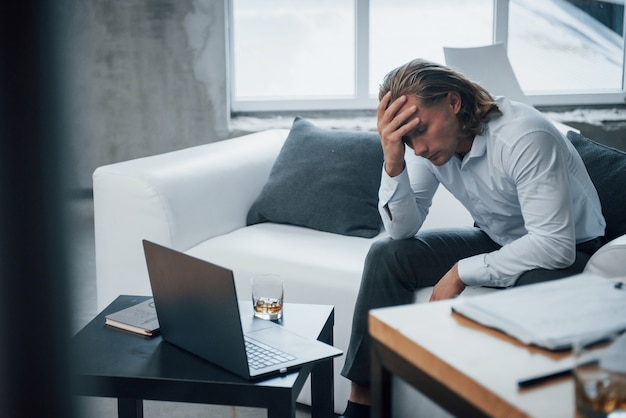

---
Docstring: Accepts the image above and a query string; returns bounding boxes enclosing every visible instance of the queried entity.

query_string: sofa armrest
[584,234,626,278]
[93,129,289,309]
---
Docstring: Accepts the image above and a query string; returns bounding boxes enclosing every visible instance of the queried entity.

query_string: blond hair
[379,59,501,140]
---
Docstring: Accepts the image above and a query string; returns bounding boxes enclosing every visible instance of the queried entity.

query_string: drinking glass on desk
[574,332,626,418]
[251,274,283,320]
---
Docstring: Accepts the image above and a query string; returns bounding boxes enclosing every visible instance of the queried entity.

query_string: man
[339,59,606,418]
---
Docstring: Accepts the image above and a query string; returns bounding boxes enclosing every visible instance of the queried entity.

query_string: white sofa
[93,128,626,415]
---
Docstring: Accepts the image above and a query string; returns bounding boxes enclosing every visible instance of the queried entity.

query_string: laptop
[142,239,343,380]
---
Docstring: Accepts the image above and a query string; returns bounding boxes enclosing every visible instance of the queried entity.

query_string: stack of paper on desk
[451,274,626,350]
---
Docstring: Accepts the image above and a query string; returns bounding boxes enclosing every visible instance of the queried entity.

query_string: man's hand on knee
[429,263,466,301]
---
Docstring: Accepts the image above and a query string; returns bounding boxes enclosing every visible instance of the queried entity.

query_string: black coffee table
[73,295,337,418]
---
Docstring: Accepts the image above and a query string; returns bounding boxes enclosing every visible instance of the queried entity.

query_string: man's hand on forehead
[377,92,422,177]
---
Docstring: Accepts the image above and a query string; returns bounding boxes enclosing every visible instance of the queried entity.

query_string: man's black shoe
[340,400,370,418]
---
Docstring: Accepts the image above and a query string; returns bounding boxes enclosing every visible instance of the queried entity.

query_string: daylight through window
[230,0,626,111]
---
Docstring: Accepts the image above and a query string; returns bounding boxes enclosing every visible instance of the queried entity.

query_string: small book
[105,298,160,336]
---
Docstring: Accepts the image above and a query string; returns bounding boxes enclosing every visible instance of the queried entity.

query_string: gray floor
[67,198,316,418]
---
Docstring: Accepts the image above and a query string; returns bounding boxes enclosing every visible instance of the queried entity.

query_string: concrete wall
[66,0,230,192]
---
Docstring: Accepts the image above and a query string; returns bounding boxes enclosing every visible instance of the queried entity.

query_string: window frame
[229,0,626,112]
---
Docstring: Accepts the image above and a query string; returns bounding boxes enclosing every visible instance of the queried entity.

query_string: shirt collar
[460,124,488,166]
[467,134,487,159]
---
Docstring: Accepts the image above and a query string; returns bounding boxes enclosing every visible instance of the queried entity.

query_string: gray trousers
[340,227,595,387]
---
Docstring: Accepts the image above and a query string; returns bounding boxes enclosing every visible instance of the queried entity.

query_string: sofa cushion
[247,117,384,238]
[567,131,626,241]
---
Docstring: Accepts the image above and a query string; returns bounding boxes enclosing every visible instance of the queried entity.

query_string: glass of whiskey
[574,332,626,418]
[251,274,283,320]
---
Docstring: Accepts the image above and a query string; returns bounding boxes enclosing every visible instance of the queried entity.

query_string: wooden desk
[369,300,577,418]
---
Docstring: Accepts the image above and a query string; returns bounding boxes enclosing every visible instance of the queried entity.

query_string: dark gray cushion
[246,117,384,238]
[567,131,626,242]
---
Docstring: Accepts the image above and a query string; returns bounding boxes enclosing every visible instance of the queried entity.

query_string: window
[230,0,626,111]
[369,0,493,96]
[231,0,354,100]
[508,0,625,105]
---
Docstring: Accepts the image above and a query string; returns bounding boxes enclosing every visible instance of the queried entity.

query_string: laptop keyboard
[245,337,297,370]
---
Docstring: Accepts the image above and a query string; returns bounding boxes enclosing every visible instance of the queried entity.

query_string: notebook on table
[142,239,342,380]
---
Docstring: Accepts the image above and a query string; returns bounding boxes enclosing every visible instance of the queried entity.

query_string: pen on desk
[517,367,573,388]
[517,359,598,388]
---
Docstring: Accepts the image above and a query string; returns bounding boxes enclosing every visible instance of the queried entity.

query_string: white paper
[451,274,626,350]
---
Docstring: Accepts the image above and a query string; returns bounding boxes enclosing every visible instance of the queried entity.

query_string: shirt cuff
[458,254,521,288]
[379,164,411,205]
[457,254,490,287]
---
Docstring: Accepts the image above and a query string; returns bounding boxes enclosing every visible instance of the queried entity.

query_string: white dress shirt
[378,97,606,287]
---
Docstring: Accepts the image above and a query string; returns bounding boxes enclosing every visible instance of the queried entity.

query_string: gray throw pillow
[567,131,626,242]
[246,117,384,238]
